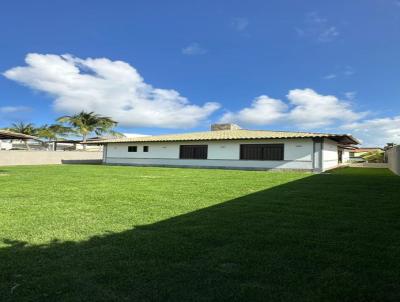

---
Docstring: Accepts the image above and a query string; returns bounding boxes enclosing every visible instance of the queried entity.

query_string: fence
[386,146,400,175]
[0,151,102,166]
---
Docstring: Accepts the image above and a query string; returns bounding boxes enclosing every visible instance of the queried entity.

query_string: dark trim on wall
[105,157,312,162]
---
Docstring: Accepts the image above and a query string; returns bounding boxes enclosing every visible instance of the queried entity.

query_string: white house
[93,124,359,172]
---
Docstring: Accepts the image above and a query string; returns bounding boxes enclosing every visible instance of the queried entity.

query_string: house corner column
[312,138,323,173]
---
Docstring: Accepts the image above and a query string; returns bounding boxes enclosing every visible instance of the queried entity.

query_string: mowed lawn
[1,166,400,302]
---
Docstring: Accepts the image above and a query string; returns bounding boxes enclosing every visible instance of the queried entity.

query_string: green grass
[0,165,399,301]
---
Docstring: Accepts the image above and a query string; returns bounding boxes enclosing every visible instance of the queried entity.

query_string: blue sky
[1,0,399,146]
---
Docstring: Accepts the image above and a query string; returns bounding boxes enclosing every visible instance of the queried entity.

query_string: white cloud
[287,89,366,128]
[323,66,355,80]
[220,95,287,125]
[123,133,150,138]
[342,116,400,146]
[318,26,339,42]
[219,88,366,129]
[343,66,355,76]
[182,43,207,55]
[297,12,339,43]
[344,91,357,100]
[323,74,337,80]
[0,106,31,113]
[3,53,219,128]
[0,105,32,124]
[231,17,249,32]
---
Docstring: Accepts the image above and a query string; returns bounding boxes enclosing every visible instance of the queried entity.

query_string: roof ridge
[242,128,347,135]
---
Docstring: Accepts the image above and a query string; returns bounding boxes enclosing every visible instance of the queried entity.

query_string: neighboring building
[0,130,40,150]
[348,147,384,163]
[350,147,383,158]
[0,140,12,150]
[92,124,359,172]
[48,139,102,151]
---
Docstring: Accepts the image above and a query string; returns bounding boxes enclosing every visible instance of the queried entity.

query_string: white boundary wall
[0,151,102,166]
[387,146,400,175]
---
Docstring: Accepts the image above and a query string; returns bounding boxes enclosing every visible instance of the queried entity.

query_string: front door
[338,150,343,164]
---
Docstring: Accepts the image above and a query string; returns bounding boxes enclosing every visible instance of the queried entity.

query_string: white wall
[342,150,350,163]
[105,139,314,170]
[387,146,400,175]
[0,140,12,150]
[322,139,339,171]
[0,151,102,166]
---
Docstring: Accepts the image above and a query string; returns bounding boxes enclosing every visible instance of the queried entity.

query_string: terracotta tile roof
[0,130,39,140]
[353,148,383,152]
[89,129,359,145]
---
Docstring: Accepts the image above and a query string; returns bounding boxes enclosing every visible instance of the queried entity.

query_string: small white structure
[93,124,359,172]
[0,140,13,150]
[0,130,41,150]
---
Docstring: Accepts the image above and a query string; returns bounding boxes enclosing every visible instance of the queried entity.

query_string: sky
[0,0,400,146]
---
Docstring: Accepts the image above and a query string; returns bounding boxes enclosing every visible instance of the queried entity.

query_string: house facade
[95,124,359,172]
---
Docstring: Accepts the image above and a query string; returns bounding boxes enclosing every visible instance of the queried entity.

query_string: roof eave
[87,134,360,145]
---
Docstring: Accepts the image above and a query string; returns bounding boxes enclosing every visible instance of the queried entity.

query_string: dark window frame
[240,144,284,161]
[128,146,137,152]
[179,145,208,160]
[143,146,149,152]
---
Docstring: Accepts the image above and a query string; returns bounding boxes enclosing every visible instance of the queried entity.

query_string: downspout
[320,138,324,172]
[103,144,108,164]
[312,138,323,173]
[312,139,315,171]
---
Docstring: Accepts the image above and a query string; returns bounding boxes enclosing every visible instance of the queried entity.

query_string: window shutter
[179,145,208,159]
[240,144,284,160]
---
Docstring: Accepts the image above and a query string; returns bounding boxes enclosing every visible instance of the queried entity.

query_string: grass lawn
[1,165,400,301]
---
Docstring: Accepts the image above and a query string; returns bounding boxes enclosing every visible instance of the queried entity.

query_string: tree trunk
[24,140,30,151]
[82,134,87,150]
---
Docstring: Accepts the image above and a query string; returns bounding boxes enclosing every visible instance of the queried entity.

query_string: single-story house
[91,124,359,172]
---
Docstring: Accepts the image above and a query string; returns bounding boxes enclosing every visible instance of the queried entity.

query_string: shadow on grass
[1,168,400,301]
[0,170,10,176]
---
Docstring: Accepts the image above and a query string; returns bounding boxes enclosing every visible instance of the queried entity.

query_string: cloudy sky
[1,0,399,146]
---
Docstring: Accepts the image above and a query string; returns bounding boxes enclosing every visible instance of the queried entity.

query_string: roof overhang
[327,135,360,145]
[87,134,360,145]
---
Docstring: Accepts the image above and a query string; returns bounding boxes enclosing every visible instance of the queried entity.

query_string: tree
[7,122,38,136]
[6,122,38,150]
[57,111,121,149]
[37,124,72,151]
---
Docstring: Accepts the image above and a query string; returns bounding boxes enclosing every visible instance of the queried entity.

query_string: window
[240,144,284,161]
[128,146,137,152]
[179,145,208,159]
[143,146,149,152]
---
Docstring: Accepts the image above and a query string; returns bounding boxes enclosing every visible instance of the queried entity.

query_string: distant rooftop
[0,130,39,140]
[354,147,383,152]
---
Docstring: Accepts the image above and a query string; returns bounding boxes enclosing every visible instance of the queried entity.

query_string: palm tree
[57,111,121,149]
[6,122,38,150]
[7,122,38,136]
[37,124,72,150]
